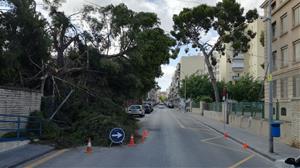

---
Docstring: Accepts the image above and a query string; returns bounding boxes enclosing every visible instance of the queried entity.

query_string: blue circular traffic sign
[109,128,125,144]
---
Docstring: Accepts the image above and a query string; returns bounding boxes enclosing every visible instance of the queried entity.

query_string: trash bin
[271,121,281,137]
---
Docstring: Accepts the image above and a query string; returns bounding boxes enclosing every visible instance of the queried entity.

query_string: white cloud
[156,65,176,91]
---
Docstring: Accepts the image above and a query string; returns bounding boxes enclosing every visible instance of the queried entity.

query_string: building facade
[214,19,265,82]
[261,0,300,146]
[179,56,207,81]
[168,64,181,107]
[168,55,207,107]
[146,88,159,105]
[261,0,300,120]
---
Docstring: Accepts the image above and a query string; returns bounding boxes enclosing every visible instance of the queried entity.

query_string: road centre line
[24,149,69,168]
[228,154,255,168]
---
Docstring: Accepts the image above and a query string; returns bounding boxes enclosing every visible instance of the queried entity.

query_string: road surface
[22,106,273,168]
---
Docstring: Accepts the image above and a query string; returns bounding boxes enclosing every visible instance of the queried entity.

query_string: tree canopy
[171,0,258,102]
[179,75,224,102]
[0,0,175,146]
[180,74,263,103]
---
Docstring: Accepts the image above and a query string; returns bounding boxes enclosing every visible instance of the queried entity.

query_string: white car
[127,105,145,117]
[275,157,300,168]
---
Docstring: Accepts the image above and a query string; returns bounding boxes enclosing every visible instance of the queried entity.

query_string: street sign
[267,74,272,81]
[109,128,125,144]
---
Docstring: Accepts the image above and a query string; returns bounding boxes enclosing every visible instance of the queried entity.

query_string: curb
[7,148,55,168]
[199,120,277,162]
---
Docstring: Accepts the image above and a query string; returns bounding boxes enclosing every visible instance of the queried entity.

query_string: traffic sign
[267,74,272,81]
[109,128,125,144]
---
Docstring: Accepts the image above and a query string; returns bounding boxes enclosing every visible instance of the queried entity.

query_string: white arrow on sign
[112,132,122,139]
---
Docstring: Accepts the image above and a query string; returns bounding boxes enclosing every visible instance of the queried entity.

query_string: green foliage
[226,74,263,101]
[179,75,219,102]
[171,0,258,102]
[159,95,167,102]
[179,74,262,102]
[0,0,50,87]
[0,2,175,147]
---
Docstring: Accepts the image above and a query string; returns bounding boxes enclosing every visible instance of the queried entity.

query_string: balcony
[232,54,244,72]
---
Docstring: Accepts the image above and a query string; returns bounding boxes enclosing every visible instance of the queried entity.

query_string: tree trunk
[57,50,64,67]
[203,54,220,102]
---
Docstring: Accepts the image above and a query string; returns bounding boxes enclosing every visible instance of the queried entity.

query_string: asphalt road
[22,106,274,168]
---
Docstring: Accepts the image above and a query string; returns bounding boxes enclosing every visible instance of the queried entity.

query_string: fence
[204,102,222,112]
[192,101,200,108]
[229,101,264,118]
[0,114,42,142]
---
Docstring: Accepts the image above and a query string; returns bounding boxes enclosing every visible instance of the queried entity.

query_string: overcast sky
[36,0,263,92]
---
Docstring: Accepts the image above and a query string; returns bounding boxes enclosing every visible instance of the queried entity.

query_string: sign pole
[267,0,274,153]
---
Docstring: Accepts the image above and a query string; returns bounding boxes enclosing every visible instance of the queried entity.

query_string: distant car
[167,103,174,108]
[158,104,164,109]
[275,156,300,168]
[143,104,151,114]
[127,105,145,117]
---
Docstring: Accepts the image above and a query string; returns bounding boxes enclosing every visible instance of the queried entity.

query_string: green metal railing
[192,101,200,108]
[230,102,264,118]
[203,101,265,118]
[204,102,222,112]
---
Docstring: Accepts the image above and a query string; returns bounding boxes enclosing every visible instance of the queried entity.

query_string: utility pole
[184,76,187,112]
[267,0,274,153]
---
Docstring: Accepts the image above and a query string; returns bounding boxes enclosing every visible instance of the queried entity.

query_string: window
[272,22,277,39]
[280,78,288,98]
[272,51,277,71]
[272,80,277,98]
[281,107,287,116]
[293,75,300,97]
[281,14,288,34]
[281,46,288,67]
[293,5,300,26]
[294,40,300,62]
[271,1,276,10]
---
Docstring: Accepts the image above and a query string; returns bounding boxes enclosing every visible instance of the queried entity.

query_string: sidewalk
[188,112,300,161]
[0,143,54,168]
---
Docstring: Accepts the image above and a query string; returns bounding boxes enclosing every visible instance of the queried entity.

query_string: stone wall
[291,112,300,148]
[0,86,41,116]
[0,86,42,136]
[201,101,299,148]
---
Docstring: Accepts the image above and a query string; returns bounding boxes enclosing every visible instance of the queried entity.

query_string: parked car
[275,156,300,168]
[143,103,153,112]
[127,105,145,117]
[143,104,152,114]
[167,102,174,108]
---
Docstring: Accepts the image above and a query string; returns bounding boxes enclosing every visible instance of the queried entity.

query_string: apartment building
[261,0,300,146]
[168,55,207,106]
[168,64,181,107]
[179,56,207,81]
[214,19,265,82]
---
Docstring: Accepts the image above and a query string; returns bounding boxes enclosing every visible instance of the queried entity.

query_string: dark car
[143,103,153,112]
[167,103,174,108]
[144,104,151,114]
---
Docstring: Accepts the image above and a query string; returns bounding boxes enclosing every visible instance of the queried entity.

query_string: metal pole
[267,0,274,153]
[184,76,187,112]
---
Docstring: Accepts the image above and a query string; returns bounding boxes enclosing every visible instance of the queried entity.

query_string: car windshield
[129,105,141,109]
